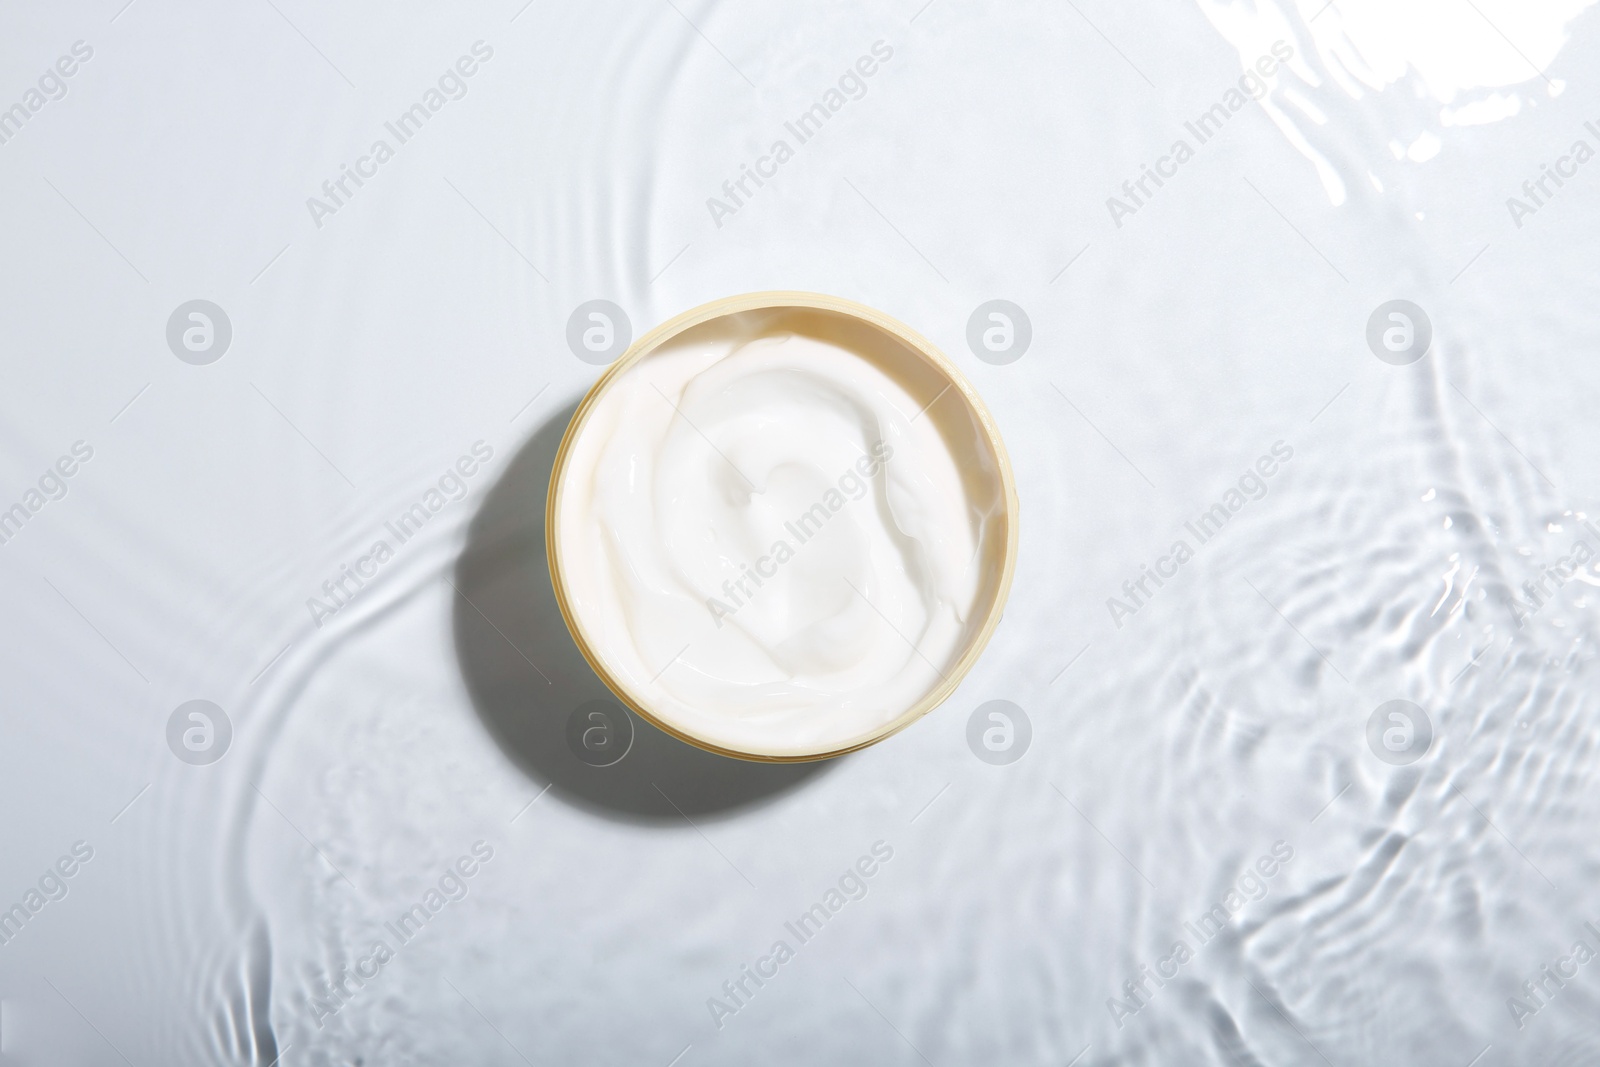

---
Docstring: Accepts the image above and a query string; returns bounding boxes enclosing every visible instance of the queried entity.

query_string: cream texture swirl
[554,313,1005,756]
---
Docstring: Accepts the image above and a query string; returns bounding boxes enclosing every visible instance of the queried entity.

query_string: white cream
[554,309,1006,757]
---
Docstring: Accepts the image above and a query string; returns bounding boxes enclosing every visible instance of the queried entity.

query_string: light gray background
[3,0,1599,1064]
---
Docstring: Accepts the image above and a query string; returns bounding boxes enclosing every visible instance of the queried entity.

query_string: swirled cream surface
[554,308,1007,757]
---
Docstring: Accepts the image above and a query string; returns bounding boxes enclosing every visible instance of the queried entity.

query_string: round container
[547,291,1019,762]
